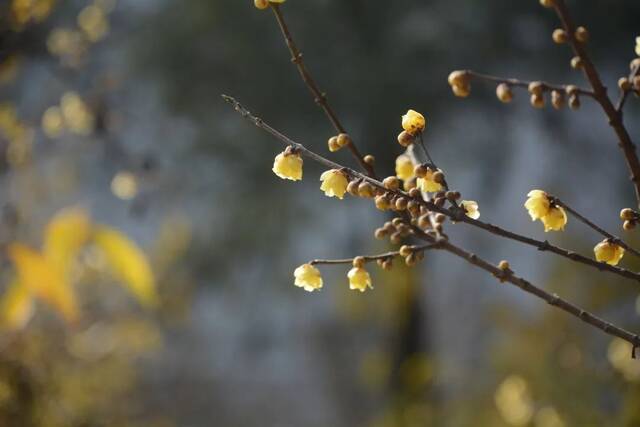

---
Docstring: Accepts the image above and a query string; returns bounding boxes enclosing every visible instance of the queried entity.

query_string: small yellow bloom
[320,169,348,199]
[461,200,480,219]
[540,206,567,232]
[395,154,414,182]
[294,264,323,292]
[348,267,372,292]
[524,189,550,220]
[636,36,640,56]
[594,240,625,266]
[401,109,426,135]
[272,152,303,181]
[417,169,443,193]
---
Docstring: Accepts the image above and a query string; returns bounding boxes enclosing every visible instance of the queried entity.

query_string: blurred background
[1,0,640,426]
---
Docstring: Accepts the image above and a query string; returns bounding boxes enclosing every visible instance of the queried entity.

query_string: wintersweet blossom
[272,152,303,181]
[524,190,550,220]
[460,200,480,219]
[395,155,414,182]
[594,240,625,266]
[540,206,567,232]
[294,264,323,292]
[417,169,443,192]
[320,169,348,199]
[636,36,640,56]
[401,110,426,135]
[348,267,372,292]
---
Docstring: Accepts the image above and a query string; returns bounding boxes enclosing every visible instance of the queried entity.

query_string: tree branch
[269,4,376,178]
[222,94,640,285]
[552,0,640,207]
[464,70,595,97]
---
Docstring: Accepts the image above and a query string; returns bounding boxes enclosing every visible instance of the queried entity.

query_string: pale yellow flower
[524,190,550,220]
[348,267,372,292]
[401,109,426,135]
[293,264,323,292]
[417,169,443,193]
[272,152,303,181]
[320,169,348,199]
[540,206,567,232]
[594,240,625,266]
[636,36,640,56]
[460,200,480,219]
[395,155,414,181]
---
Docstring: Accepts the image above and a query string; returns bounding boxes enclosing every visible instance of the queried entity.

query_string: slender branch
[309,244,435,266]
[552,0,640,207]
[464,70,595,97]
[616,62,640,112]
[552,196,640,259]
[222,94,640,285]
[269,4,376,178]
[410,228,640,355]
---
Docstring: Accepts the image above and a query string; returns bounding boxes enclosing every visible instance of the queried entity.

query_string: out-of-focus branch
[551,0,640,207]
[222,95,640,284]
[269,4,376,178]
[309,244,436,266]
[464,70,595,97]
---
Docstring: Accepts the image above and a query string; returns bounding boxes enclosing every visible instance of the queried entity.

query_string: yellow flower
[395,154,414,181]
[461,200,480,219]
[636,36,640,56]
[294,264,323,292]
[272,152,303,181]
[594,240,625,266]
[320,169,348,199]
[524,189,551,220]
[540,206,567,232]
[401,109,426,135]
[417,169,443,192]
[348,267,372,292]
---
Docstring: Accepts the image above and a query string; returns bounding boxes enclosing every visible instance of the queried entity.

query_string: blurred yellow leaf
[93,226,158,307]
[43,206,92,278]
[8,243,78,323]
[0,281,34,330]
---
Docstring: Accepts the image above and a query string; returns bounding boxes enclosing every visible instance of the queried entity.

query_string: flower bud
[528,81,544,95]
[381,259,393,271]
[337,133,351,147]
[418,214,431,229]
[383,221,395,232]
[408,188,421,198]
[374,228,387,239]
[353,256,366,268]
[358,181,375,198]
[631,58,640,71]
[539,0,554,8]
[392,217,404,227]
[530,93,545,109]
[432,171,445,184]
[390,232,402,244]
[395,197,409,211]
[452,84,471,98]
[364,154,375,165]
[397,130,415,147]
[568,94,580,110]
[448,70,468,87]
[404,177,418,191]
[254,0,270,9]
[565,85,579,96]
[405,253,417,267]
[496,83,513,103]
[399,245,412,257]
[551,90,565,109]
[383,176,400,191]
[498,260,510,271]
[570,56,583,69]
[624,220,636,231]
[620,208,636,221]
[375,195,391,211]
[414,164,428,178]
[347,179,361,196]
[574,27,589,43]
[552,29,568,44]
[619,77,632,91]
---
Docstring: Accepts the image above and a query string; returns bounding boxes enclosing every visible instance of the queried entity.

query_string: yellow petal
[524,190,550,220]
[541,206,567,232]
[461,200,480,219]
[594,240,625,266]
[272,152,303,181]
[395,155,414,182]
[293,264,323,292]
[8,243,78,323]
[0,281,34,330]
[401,109,426,135]
[348,267,372,292]
[417,170,443,193]
[93,226,158,307]
[319,169,348,199]
[43,206,92,278]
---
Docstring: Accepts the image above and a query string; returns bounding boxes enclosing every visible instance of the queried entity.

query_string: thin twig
[222,95,640,285]
[552,196,640,259]
[464,70,595,97]
[309,244,436,266]
[269,4,376,178]
[552,0,640,207]
[616,62,640,113]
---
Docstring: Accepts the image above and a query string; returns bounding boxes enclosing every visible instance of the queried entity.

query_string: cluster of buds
[618,59,640,97]
[397,109,426,147]
[620,208,640,231]
[327,133,351,152]
[374,217,414,245]
[528,82,580,110]
[447,71,471,98]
